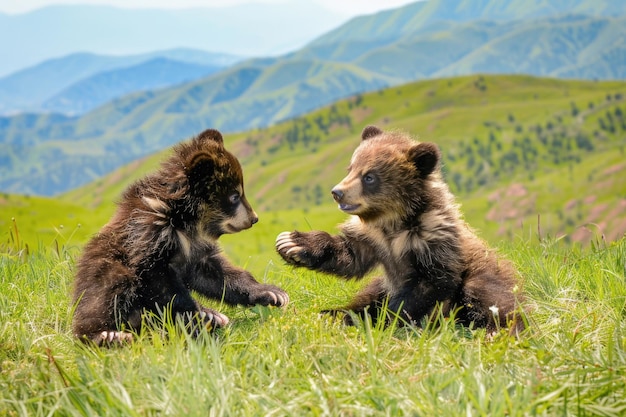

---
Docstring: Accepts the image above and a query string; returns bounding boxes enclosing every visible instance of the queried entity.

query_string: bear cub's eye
[363,173,377,184]
[228,192,241,205]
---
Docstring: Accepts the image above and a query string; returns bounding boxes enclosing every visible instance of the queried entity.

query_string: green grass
[1,221,625,415]
[0,195,104,252]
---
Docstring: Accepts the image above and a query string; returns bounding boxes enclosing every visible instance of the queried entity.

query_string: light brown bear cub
[73,129,288,345]
[276,125,524,333]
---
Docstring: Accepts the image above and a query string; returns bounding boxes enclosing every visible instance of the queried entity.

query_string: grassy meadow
[2,208,626,415]
[1,74,626,415]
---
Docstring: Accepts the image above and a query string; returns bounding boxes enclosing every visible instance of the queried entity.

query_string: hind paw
[85,330,134,346]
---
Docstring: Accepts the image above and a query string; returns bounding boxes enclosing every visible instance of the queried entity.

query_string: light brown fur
[277,125,524,333]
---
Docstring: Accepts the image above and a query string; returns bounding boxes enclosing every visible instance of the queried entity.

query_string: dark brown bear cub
[276,125,524,334]
[73,129,288,345]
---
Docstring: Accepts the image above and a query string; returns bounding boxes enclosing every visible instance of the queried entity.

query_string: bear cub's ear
[361,125,383,141]
[408,142,441,178]
[197,128,224,145]
[186,152,215,193]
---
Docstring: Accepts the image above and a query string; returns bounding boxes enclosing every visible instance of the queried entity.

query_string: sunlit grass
[1,233,625,416]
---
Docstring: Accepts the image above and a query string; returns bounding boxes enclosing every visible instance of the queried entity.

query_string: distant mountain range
[0,3,349,77]
[298,0,626,79]
[0,49,243,115]
[1,0,626,196]
[41,58,227,115]
[308,0,625,46]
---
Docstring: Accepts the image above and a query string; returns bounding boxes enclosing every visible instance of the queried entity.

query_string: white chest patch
[356,208,458,265]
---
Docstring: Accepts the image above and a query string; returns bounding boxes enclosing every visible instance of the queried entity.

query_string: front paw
[250,285,289,307]
[199,307,230,329]
[276,231,303,264]
[276,231,321,268]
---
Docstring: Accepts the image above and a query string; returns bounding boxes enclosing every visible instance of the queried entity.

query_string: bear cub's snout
[331,188,344,202]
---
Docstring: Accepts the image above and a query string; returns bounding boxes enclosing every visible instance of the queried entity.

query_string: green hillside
[3,75,625,250]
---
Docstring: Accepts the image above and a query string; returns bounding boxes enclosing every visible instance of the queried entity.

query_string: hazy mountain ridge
[309,0,623,47]
[433,14,626,79]
[41,58,224,115]
[0,49,243,115]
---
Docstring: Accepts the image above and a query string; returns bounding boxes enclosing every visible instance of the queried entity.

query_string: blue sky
[0,0,417,16]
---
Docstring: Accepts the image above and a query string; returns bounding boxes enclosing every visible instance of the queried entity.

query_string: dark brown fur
[72,129,288,345]
[276,125,524,334]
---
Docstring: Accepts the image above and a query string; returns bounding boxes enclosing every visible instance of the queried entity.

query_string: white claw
[285,246,302,261]
[279,292,290,306]
[211,311,230,327]
[268,291,278,304]
[276,231,291,242]
[99,330,133,344]
[275,233,286,245]
[209,311,229,327]
[201,309,230,327]
[276,232,296,251]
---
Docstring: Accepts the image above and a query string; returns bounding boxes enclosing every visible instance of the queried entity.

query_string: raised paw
[276,231,305,264]
[276,230,326,269]
[250,285,290,307]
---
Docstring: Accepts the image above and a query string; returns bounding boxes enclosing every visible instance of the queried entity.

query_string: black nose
[331,188,343,202]
[251,215,259,225]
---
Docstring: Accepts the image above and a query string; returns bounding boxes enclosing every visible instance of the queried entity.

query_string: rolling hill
[1,0,626,198]
[3,75,625,250]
